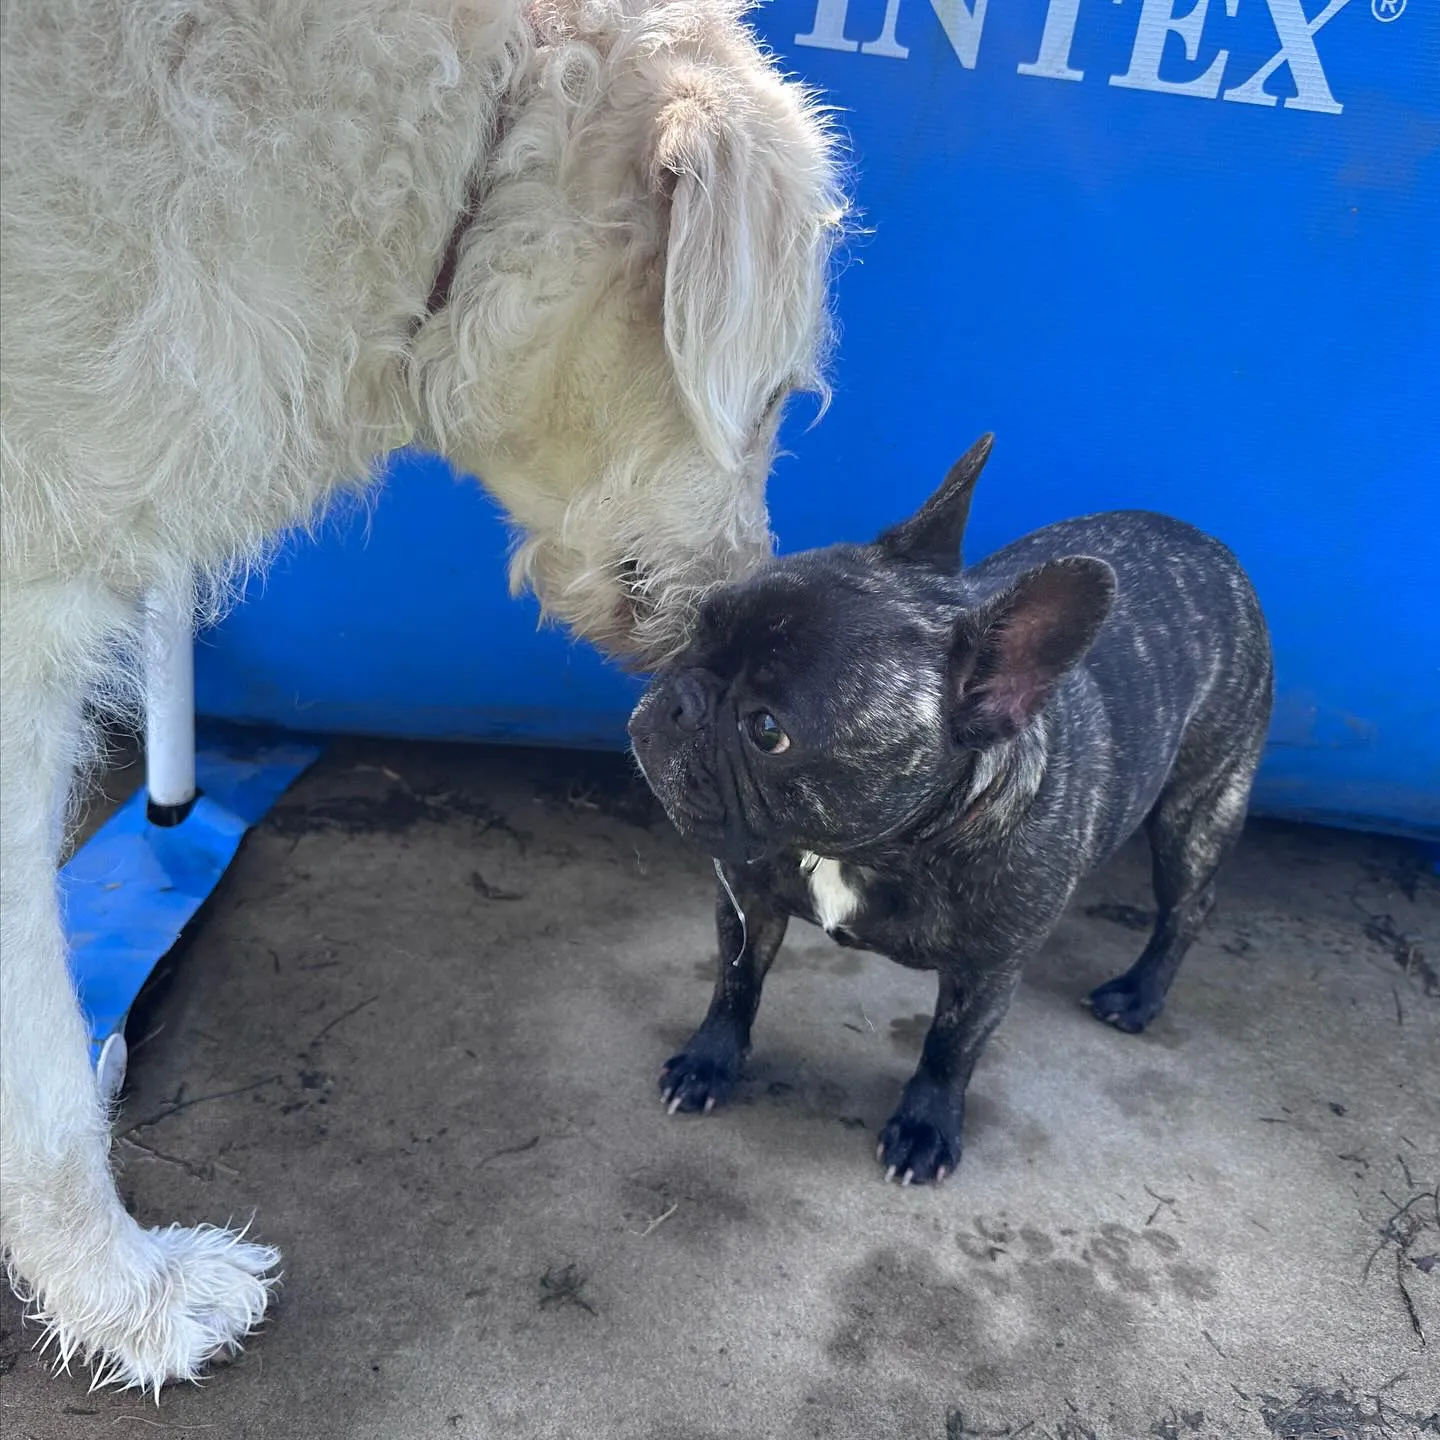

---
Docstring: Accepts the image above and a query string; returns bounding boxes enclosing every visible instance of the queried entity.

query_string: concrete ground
[2,736,1437,1440]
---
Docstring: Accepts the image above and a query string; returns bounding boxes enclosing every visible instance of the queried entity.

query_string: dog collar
[424,176,485,320]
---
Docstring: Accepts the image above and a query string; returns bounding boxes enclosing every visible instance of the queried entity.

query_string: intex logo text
[794,0,1356,114]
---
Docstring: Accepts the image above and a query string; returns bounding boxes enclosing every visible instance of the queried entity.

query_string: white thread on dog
[713,858,748,966]
[800,852,862,935]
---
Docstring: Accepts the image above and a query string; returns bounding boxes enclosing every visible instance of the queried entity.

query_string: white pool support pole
[141,578,197,822]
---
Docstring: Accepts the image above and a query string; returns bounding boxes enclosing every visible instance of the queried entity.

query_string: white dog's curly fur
[0,0,842,1394]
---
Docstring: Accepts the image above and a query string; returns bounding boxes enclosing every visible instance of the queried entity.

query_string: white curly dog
[0,0,841,1393]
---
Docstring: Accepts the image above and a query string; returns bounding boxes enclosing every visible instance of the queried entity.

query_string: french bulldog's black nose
[668,673,710,732]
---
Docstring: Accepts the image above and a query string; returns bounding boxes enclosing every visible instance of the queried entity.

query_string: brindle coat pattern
[629,436,1274,1183]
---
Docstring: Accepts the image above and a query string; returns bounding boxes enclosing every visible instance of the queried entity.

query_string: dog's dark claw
[1088,975,1164,1034]
[658,1049,738,1114]
[876,1113,959,1186]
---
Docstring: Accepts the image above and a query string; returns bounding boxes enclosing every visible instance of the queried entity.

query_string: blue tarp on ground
[62,730,321,1060]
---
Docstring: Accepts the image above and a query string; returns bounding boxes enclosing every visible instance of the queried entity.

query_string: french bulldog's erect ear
[947,556,1116,746]
[875,433,995,570]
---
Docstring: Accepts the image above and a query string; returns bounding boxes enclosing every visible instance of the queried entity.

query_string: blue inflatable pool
[195,0,1439,838]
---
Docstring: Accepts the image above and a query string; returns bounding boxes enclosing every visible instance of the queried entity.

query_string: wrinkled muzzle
[628,668,764,862]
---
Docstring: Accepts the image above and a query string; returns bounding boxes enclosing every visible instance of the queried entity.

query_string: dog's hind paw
[876,1115,959,1186]
[659,1047,740,1115]
[25,1221,278,1397]
[1087,975,1164,1034]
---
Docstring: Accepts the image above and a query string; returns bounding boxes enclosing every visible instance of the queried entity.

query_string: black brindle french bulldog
[628,434,1273,1185]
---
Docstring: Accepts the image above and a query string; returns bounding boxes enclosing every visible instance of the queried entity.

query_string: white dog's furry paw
[28,1222,279,1397]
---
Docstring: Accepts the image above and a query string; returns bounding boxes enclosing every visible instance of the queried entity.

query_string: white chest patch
[801,852,863,934]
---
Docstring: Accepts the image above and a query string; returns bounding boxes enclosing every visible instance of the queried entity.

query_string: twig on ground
[479,1135,540,1166]
[1143,1184,1177,1227]
[1362,1188,1436,1281]
[119,1075,281,1136]
[639,1202,678,1236]
[307,993,379,1047]
[127,1024,165,1055]
[1360,1175,1440,1348]
[1348,887,1438,995]
[945,1414,1034,1439]
[117,1135,231,1181]
[113,1418,218,1431]
[1396,1249,1426,1347]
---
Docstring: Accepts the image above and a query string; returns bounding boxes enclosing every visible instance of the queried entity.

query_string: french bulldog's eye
[744,710,790,755]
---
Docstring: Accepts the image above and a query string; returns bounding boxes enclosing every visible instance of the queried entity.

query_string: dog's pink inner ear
[949,558,1116,743]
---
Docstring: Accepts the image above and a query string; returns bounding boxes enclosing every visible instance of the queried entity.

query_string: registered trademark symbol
[1372,0,1405,21]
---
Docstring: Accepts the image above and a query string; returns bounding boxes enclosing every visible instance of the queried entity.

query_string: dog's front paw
[876,1113,960,1185]
[1088,974,1164,1034]
[659,1043,741,1115]
[29,1221,278,1395]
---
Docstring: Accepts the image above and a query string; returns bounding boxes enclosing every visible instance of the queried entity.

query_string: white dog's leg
[0,580,277,1395]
